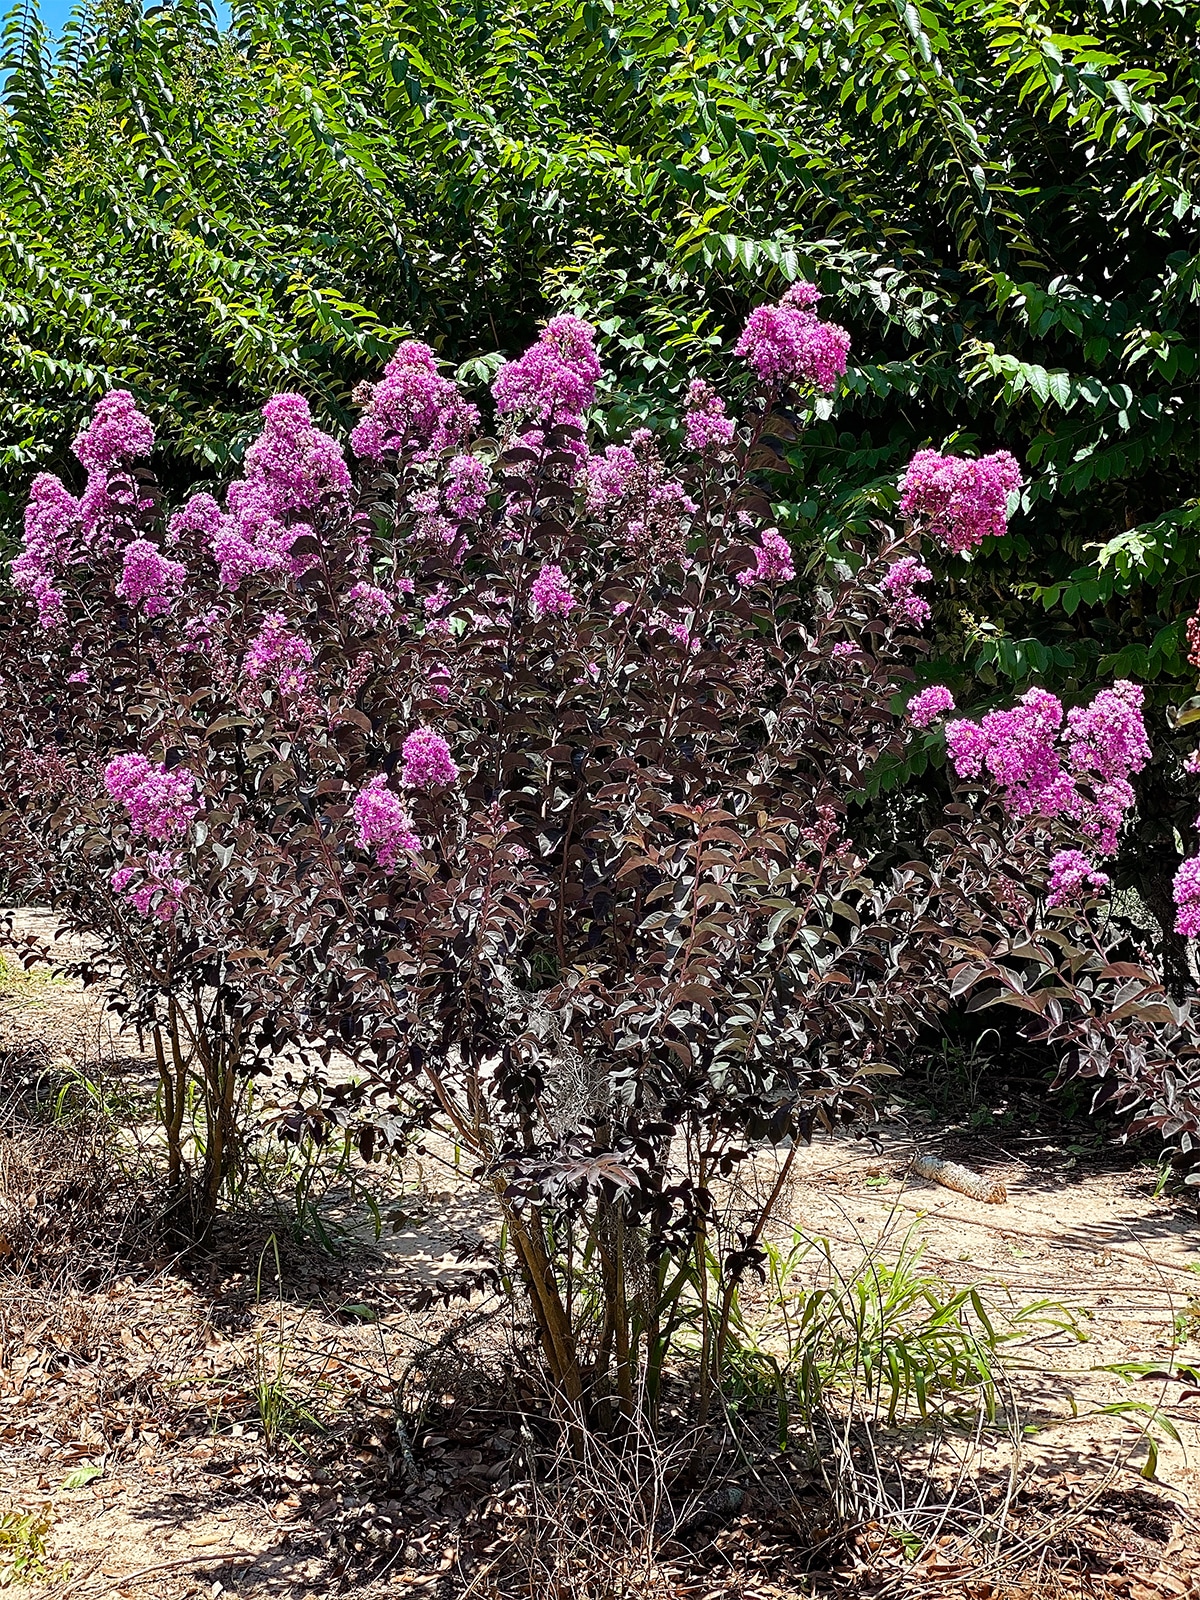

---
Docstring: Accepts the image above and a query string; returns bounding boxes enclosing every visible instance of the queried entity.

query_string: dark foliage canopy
[1,0,1197,922]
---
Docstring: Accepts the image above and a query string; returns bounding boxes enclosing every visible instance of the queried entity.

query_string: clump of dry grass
[0,1044,162,1290]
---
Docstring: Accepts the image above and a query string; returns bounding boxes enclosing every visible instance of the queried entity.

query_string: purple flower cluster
[244,613,315,696]
[444,454,491,521]
[117,539,186,617]
[353,776,422,870]
[12,475,79,628]
[12,389,160,628]
[400,727,458,790]
[112,851,187,923]
[587,444,638,511]
[76,392,158,554]
[735,282,850,393]
[899,450,1023,555]
[352,343,479,462]
[684,380,735,452]
[737,529,795,586]
[945,681,1149,855]
[881,556,933,627]
[104,753,198,841]
[587,432,697,564]
[173,395,351,590]
[493,316,601,431]
[1063,680,1151,784]
[347,583,394,626]
[907,685,956,728]
[73,390,155,474]
[1046,849,1110,908]
[530,563,578,618]
[1174,858,1200,938]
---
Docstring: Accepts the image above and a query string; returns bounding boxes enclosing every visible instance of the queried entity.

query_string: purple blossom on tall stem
[444,453,491,521]
[907,686,956,728]
[881,556,933,627]
[104,754,198,841]
[530,563,577,618]
[117,539,186,617]
[684,380,735,452]
[178,395,351,590]
[736,529,795,586]
[492,316,600,429]
[945,681,1149,856]
[354,776,421,870]
[1174,858,1200,937]
[899,449,1023,555]
[11,474,78,628]
[351,343,479,462]
[72,390,155,473]
[735,282,850,392]
[1047,850,1110,908]
[346,583,394,626]
[244,613,315,696]
[401,728,458,790]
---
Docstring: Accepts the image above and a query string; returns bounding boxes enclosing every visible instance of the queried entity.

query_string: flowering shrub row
[2,279,1195,1404]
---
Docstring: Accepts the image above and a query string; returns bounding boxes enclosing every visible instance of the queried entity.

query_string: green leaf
[61,1465,104,1489]
[337,1302,379,1323]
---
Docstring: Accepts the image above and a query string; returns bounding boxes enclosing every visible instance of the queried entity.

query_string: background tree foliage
[1,0,1197,945]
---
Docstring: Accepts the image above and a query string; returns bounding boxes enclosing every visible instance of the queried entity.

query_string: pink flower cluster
[684,380,735,452]
[945,681,1149,855]
[735,282,850,393]
[347,583,394,625]
[1046,849,1110,908]
[11,389,159,628]
[737,529,795,586]
[1064,680,1152,784]
[907,685,956,728]
[351,343,478,462]
[1174,858,1200,938]
[899,450,1023,555]
[12,475,78,628]
[587,444,639,511]
[530,563,577,618]
[401,727,458,790]
[244,613,315,696]
[104,753,198,841]
[174,395,351,590]
[73,390,155,473]
[587,432,697,564]
[444,453,491,521]
[881,556,933,627]
[116,539,186,617]
[112,852,187,923]
[493,315,601,429]
[76,392,158,553]
[353,776,422,870]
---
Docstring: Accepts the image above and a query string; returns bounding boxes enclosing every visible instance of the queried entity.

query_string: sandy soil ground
[2,921,1199,1599]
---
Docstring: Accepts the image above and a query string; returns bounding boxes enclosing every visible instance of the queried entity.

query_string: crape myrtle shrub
[3,284,1198,1414]
[4,0,1198,1003]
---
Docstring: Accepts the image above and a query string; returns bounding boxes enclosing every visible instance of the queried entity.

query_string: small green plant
[0,1504,62,1586]
[905,1034,1001,1117]
[0,954,65,998]
[252,1237,328,1455]
[708,1225,1077,1437]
